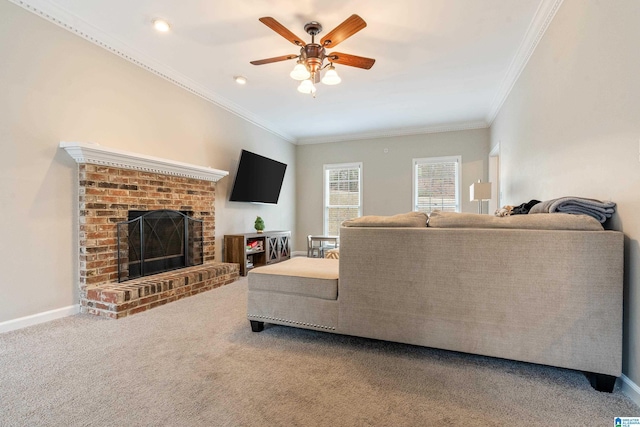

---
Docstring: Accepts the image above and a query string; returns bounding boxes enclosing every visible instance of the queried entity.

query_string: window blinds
[414,156,460,214]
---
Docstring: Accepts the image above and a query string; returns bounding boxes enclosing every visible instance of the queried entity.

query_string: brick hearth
[73,160,237,319]
[82,263,238,318]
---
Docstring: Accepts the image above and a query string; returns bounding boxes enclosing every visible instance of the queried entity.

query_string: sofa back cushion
[428,211,603,231]
[342,211,427,228]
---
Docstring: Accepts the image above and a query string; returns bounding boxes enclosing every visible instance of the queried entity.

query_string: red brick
[116,301,139,311]
[139,295,159,305]
[85,172,108,182]
[150,299,168,309]
[101,291,124,304]
[128,305,148,315]
[99,266,119,275]
[86,288,101,300]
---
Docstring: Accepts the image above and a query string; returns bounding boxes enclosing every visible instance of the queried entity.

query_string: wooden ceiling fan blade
[320,14,366,48]
[250,54,298,65]
[259,17,306,46]
[329,52,375,69]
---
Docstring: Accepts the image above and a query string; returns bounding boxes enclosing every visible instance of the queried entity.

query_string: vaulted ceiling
[12,0,561,143]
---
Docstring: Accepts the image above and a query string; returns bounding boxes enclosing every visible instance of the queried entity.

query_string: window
[324,162,362,236]
[413,156,461,214]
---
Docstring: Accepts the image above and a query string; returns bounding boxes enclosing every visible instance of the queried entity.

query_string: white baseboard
[620,374,640,406]
[0,305,80,334]
[291,251,307,257]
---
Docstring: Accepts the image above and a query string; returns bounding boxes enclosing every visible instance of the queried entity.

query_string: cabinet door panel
[278,235,290,259]
[267,236,279,264]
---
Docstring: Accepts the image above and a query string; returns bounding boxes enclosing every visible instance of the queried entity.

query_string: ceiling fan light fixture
[321,65,341,85]
[152,19,171,33]
[250,15,374,95]
[297,79,316,94]
[290,62,311,81]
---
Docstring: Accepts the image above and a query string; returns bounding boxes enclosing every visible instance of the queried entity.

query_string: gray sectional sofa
[247,211,623,392]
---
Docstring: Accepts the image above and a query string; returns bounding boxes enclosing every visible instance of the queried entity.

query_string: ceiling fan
[250,14,375,95]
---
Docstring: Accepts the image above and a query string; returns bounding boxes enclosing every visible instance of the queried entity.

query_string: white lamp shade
[321,67,341,85]
[470,181,492,201]
[290,63,311,81]
[297,79,316,94]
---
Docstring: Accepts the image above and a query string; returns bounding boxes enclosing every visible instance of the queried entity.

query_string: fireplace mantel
[60,141,228,182]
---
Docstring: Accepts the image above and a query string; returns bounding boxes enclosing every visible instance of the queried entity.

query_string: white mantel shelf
[60,142,228,182]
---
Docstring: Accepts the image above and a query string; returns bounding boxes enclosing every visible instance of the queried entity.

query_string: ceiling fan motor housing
[300,44,326,73]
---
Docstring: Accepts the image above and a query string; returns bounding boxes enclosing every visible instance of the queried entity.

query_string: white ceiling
[13,0,561,143]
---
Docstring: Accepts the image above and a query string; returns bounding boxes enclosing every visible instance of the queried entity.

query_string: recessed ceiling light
[152,19,171,33]
[234,76,248,85]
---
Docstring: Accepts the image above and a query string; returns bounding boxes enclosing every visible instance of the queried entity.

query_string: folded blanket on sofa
[529,197,616,223]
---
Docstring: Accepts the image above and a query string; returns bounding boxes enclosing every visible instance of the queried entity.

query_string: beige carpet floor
[0,277,637,426]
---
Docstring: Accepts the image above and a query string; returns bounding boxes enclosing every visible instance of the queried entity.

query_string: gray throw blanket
[529,197,616,223]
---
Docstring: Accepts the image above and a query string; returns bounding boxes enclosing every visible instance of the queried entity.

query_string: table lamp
[470,180,492,214]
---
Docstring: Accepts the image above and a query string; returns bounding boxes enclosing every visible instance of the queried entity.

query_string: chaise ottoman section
[247,257,339,332]
[249,257,339,299]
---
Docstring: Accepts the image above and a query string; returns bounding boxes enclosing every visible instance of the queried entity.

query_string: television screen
[229,150,287,204]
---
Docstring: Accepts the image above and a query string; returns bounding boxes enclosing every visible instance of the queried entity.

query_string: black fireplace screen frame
[117,209,204,282]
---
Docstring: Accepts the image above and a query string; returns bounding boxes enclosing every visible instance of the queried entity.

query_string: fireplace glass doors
[117,210,203,282]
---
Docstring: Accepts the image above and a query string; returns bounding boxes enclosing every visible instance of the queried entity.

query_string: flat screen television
[229,150,287,204]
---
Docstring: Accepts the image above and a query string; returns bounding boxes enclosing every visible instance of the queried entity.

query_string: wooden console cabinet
[224,231,291,276]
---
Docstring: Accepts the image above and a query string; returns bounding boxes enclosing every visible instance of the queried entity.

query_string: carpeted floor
[0,277,637,426]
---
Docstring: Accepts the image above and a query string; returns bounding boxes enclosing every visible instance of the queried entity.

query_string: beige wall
[491,0,640,383]
[0,1,295,322]
[295,128,490,251]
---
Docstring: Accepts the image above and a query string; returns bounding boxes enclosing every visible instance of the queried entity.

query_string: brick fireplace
[61,142,239,318]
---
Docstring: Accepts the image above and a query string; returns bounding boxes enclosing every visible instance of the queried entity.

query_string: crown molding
[296,121,489,145]
[9,0,296,143]
[60,142,229,182]
[486,0,564,125]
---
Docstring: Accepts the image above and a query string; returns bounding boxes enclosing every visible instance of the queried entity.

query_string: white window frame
[323,162,363,236]
[412,156,461,213]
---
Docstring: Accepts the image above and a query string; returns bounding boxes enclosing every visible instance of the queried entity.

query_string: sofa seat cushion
[428,211,604,231]
[248,257,339,300]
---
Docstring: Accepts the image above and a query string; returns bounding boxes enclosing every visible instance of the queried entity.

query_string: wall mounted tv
[229,150,287,204]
